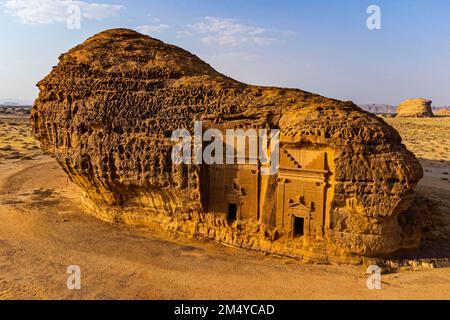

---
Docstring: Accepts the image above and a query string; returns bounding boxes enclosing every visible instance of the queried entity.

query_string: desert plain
[0,113,449,300]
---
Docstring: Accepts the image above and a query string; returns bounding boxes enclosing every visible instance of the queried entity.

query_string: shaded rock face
[32,29,425,263]
[397,98,434,118]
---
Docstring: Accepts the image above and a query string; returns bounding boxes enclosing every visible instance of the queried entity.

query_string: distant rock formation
[359,104,448,116]
[31,29,426,264]
[358,104,396,114]
[435,108,450,116]
[0,106,31,116]
[397,98,434,118]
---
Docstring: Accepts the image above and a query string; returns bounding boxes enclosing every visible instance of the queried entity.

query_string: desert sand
[0,114,449,300]
[385,117,450,226]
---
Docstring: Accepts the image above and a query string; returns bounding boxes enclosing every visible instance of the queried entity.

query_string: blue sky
[0,0,449,106]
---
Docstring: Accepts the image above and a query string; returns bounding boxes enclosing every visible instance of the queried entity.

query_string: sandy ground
[0,115,449,300]
[384,117,450,234]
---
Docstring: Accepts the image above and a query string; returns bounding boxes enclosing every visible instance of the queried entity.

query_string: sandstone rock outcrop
[397,98,434,118]
[32,29,426,263]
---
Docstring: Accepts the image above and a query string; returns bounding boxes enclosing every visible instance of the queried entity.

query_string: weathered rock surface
[397,98,434,118]
[32,29,426,263]
[435,108,450,116]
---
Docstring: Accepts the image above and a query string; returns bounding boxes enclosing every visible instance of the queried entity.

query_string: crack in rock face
[31,28,426,263]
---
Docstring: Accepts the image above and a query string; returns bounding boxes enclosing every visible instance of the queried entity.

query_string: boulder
[31,29,426,263]
[397,98,434,118]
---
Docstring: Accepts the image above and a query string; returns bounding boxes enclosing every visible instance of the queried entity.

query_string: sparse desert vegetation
[385,117,450,162]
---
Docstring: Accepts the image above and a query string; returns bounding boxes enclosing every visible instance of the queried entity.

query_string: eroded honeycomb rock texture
[32,29,426,263]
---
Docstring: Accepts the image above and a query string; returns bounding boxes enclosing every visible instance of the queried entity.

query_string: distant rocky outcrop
[397,98,434,118]
[359,104,449,116]
[31,29,427,264]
